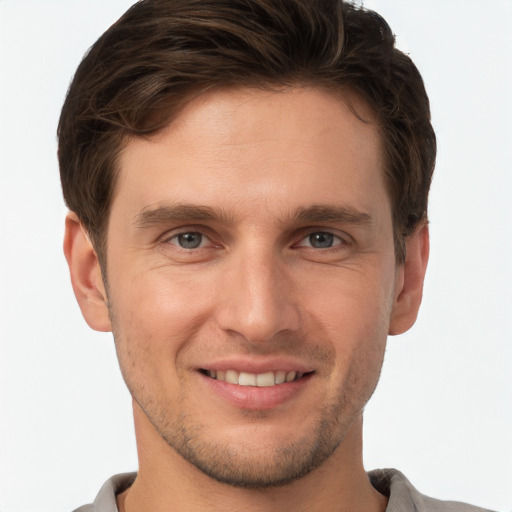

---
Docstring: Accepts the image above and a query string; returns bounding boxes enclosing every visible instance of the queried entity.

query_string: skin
[64,87,429,512]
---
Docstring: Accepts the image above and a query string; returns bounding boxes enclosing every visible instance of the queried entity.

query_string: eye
[168,231,208,249]
[297,231,346,249]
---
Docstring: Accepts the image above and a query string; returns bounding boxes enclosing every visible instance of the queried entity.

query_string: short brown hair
[58,0,436,263]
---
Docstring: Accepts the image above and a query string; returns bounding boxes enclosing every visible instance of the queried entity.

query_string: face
[103,87,404,486]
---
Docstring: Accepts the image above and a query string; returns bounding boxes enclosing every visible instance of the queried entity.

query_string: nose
[214,246,301,344]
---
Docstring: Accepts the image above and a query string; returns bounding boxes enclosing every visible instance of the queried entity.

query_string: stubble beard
[128,359,381,489]
[147,398,349,488]
[108,304,385,489]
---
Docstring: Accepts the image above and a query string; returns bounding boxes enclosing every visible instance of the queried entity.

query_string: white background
[0,1,511,511]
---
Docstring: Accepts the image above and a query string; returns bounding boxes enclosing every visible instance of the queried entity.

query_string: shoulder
[71,473,137,512]
[368,468,496,512]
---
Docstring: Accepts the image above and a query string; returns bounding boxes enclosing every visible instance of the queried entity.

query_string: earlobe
[63,212,112,332]
[388,222,430,336]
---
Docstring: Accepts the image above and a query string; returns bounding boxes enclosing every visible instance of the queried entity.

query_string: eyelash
[164,231,214,250]
[162,228,350,251]
[296,231,348,249]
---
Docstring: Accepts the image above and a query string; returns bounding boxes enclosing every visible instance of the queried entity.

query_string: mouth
[200,369,312,387]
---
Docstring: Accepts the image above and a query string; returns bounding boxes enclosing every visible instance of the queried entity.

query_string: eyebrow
[134,203,373,229]
[292,205,373,226]
[135,204,236,228]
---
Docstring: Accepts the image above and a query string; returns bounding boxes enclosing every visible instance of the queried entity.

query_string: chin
[152,401,354,488]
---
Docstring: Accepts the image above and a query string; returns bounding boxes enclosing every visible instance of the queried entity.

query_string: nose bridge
[216,242,299,343]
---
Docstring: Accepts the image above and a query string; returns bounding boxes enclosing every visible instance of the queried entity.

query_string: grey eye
[308,232,334,248]
[176,232,203,249]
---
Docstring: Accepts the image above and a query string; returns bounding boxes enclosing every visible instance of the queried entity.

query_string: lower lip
[200,372,312,410]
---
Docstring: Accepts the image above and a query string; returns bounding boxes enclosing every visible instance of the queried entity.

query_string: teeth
[239,372,256,386]
[256,371,275,387]
[225,369,239,384]
[206,369,305,386]
[285,371,297,383]
[275,370,286,384]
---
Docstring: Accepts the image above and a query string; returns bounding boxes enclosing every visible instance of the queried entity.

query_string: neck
[118,402,387,512]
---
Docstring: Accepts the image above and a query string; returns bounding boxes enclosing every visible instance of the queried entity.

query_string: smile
[202,369,307,387]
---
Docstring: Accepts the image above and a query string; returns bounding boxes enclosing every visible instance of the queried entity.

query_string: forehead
[113,87,387,224]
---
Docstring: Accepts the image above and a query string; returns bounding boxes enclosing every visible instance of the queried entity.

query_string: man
[58,0,494,511]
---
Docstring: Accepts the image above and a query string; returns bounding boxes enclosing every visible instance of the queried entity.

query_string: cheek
[302,265,394,373]
[321,290,389,411]
[113,264,214,329]
[107,268,215,384]
[304,262,396,329]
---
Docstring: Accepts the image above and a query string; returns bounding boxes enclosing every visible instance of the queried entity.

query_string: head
[58,0,435,267]
[60,0,434,491]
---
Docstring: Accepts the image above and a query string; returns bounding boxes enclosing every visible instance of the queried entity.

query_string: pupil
[178,232,202,249]
[310,232,333,248]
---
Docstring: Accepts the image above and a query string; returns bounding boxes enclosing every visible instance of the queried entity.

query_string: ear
[389,222,429,335]
[63,212,111,332]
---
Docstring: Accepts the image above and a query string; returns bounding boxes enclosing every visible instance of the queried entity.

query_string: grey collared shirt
[73,469,496,511]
